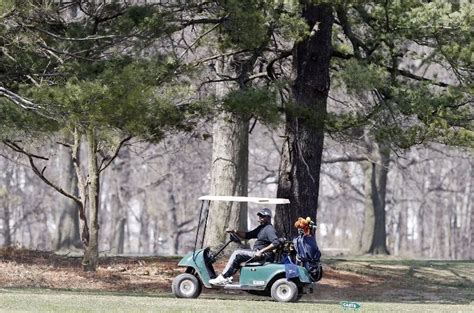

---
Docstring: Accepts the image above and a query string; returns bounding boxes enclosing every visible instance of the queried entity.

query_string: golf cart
[171,195,318,302]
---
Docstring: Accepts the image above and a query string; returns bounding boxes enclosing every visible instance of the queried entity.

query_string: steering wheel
[229,232,242,244]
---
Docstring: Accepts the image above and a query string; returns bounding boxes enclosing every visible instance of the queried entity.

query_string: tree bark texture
[109,151,130,254]
[110,193,126,254]
[275,3,333,239]
[0,197,12,247]
[465,164,473,259]
[205,111,249,249]
[0,172,12,246]
[169,194,183,255]
[55,132,81,250]
[71,129,90,249]
[82,128,100,271]
[360,135,390,255]
[204,54,256,250]
[139,199,150,254]
[2,206,12,246]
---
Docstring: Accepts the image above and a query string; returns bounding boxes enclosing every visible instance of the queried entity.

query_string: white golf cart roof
[198,195,290,204]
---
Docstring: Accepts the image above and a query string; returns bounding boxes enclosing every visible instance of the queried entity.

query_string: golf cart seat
[242,261,269,267]
[241,237,288,267]
[241,247,283,267]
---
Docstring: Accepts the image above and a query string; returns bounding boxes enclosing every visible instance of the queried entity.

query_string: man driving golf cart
[172,196,318,302]
[209,207,280,286]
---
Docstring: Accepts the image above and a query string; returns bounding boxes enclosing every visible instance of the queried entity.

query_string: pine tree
[329,0,473,254]
[1,1,202,270]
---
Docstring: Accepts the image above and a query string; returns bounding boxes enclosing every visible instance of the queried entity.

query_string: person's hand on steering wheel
[228,231,242,244]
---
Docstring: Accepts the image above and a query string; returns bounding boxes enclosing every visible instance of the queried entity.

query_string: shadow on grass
[1,248,473,305]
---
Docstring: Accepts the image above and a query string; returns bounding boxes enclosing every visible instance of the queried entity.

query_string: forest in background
[1,123,471,259]
[0,0,472,270]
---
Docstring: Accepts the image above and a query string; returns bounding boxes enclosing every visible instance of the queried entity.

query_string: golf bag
[292,234,323,282]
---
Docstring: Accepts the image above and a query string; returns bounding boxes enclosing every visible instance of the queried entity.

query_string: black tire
[270,278,298,302]
[171,273,202,299]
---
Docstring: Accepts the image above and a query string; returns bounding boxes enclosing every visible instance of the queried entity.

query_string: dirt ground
[0,247,472,304]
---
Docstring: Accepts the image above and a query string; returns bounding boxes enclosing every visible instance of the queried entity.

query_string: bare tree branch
[37,42,99,62]
[2,140,49,160]
[178,21,223,60]
[56,141,72,148]
[323,156,368,164]
[0,8,15,20]
[181,17,227,27]
[177,225,198,236]
[2,140,83,206]
[321,169,365,198]
[30,26,120,42]
[336,5,365,59]
[245,72,269,83]
[177,219,194,229]
[99,135,132,173]
[198,77,236,91]
[396,67,451,87]
[0,87,40,110]
[193,50,248,67]
[267,50,291,80]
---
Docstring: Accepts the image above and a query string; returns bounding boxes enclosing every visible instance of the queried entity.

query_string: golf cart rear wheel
[172,273,202,299]
[270,278,298,302]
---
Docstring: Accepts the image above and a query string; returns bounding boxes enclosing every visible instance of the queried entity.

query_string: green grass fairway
[0,289,472,313]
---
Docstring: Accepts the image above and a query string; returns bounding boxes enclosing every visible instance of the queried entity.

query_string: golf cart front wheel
[270,278,298,302]
[172,273,202,299]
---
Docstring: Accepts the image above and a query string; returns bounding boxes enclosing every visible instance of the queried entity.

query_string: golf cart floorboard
[223,284,264,290]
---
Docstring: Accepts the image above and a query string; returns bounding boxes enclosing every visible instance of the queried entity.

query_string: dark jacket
[244,223,280,251]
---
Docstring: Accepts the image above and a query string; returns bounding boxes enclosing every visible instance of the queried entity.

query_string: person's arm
[255,243,276,257]
[226,229,248,239]
[227,225,261,240]
[255,225,280,257]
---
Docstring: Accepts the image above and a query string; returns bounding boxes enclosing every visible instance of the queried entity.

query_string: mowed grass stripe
[0,289,472,313]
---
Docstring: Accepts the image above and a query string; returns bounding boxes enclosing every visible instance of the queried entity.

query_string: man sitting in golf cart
[209,207,281,286]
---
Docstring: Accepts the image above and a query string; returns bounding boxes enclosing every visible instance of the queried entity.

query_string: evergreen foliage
[0,1,201,143]
[1,0,472,262]
[328,0,473,149]
[221,87,280,123]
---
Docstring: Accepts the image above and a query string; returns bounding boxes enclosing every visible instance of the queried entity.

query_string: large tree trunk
[204,54,256,249]
[71,129,90,251]
[110,192,126,254]
[0,171,12,246]
[360,162,375,252]
[275,3,333,238]
[109,150,131,255]
[470,194,474,260]
[55,133,81,250]
[0,195,12,247]
[82,128,100,271]
[204,111,249,249]
[464,164,473,259]
[418,172,428,256]
[396,203,408,256]
[170,194,179,255]
[139,200,150,254]
[2,205,12,246]
[361,137,390,255]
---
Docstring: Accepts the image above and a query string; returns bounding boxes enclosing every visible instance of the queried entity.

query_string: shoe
[209,274,232,286]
